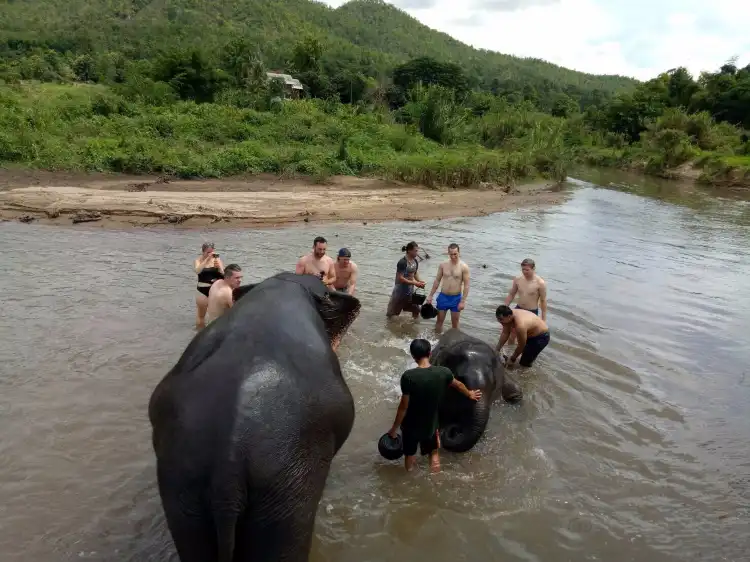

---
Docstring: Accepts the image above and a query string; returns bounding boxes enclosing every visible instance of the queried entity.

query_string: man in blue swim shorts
[426,243,471,331]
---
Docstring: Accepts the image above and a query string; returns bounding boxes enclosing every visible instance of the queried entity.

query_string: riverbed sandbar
[0,171,568,229]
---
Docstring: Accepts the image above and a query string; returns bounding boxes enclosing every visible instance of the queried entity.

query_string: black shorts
[402,430,439,457]
[520,331,550,367]
[197,285,211,297]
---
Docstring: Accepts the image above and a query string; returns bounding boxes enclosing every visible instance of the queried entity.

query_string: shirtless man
[295,236,336,288]
[205,264,243,325]
[504,258,547,344]
[333,248,358,296]
[426,243,470,331]
[495,305,550,368]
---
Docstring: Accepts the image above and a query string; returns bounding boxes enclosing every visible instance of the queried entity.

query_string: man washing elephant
[495,304,550,368]
[387,338,482,473]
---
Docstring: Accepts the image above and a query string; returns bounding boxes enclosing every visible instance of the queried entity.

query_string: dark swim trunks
[515,304,539,316]
[402,429,440,457]
[519,331,550,367]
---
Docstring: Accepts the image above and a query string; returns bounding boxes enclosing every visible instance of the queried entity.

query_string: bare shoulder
[537,275,547,286]
[351,261,359,271]
[462,261,470,272]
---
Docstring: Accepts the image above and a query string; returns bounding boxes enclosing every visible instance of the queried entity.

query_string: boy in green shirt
[387,338,482,473]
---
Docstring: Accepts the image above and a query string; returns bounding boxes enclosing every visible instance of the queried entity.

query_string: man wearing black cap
[333,248,358,296]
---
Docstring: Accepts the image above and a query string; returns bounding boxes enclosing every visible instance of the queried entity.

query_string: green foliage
[0,0,636,109]
[0,83,574,185]
[1,0,749,187]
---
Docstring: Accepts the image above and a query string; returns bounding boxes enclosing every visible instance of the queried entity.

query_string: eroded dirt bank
[0,171,568,229]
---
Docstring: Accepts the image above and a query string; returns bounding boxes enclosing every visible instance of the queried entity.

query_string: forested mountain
[0,0,637,107]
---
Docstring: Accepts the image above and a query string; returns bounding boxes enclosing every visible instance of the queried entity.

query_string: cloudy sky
[321,0,750,81]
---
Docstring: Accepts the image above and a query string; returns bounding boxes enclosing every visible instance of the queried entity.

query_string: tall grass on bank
[1,82,748,188]
[0,83,571,187]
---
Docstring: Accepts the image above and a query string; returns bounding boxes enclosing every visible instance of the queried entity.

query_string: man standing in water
[425,243,470,331]
[296,236,336,288]
[388,339,482,473]
[333,248,358,296]
[495,305,550,368]
[205,264,243,326]
[504,258,547,344]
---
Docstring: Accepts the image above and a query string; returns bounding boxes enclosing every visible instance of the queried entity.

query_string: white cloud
[320,0,750,80]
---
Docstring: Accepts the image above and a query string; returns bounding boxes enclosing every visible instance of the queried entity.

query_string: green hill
[0,0,637,103]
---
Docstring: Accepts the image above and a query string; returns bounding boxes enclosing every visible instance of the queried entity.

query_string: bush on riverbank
[0,82,571,186]
[1,80,748,188]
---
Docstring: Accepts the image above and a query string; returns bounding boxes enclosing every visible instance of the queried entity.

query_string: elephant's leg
[158,471,217,562]
[235,454,334,562]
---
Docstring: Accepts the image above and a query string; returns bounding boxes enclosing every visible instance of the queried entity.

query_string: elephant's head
[431,330,502,453]
[233,271,361,348]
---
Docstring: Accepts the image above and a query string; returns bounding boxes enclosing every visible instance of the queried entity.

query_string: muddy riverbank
[0,170,567,228]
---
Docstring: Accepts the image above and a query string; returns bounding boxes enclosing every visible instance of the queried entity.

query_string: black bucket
[420,302,438,319]
[378,432,404,460]
[411,288,426,306]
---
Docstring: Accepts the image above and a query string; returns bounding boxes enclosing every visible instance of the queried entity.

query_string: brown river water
[1,170,749,562]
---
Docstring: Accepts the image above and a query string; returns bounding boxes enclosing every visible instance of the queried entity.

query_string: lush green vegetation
[0,0,748,187]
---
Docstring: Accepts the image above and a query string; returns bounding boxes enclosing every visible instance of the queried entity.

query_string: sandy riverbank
[0,170,568,229]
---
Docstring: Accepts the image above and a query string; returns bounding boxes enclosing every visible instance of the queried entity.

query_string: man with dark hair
[296,236,336,288]
[333,248,358,296]
[504,257,547,344]
[495,304,550,368]
[387,338,482,473]
[205,264,243,325]
[426,242,470,331]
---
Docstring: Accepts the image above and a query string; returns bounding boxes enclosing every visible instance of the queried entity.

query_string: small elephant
[431,328,522,453]
[148,272,361,562]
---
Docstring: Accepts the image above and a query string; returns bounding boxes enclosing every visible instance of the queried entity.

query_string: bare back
[512,308,548,338]
[514,274,544,310]
[205,280,234,324]
[439,260,469,295]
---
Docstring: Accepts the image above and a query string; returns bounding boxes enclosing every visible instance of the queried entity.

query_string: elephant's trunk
[439,395,491,453]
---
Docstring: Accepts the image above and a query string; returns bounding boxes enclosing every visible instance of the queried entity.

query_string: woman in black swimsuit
[194,241,224,328]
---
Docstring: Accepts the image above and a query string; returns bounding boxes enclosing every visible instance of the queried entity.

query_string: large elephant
[432,328,523,453]
[148,272,361,562]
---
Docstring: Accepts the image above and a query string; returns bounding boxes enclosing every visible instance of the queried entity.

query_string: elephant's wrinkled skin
[432,328,522,453]
[148,272,360,562]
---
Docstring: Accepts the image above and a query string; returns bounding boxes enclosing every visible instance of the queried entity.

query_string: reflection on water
[1,172,749,562]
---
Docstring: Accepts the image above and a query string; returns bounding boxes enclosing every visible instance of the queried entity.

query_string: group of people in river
[193,236,551,473]
[193,236,551,369]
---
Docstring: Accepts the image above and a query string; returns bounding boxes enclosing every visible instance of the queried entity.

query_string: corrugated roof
[266,72,304,89]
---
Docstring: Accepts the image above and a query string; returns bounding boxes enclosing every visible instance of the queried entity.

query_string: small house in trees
[266,71,304,98]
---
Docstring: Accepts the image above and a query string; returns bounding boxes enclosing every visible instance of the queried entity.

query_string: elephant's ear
[233,283,258,302]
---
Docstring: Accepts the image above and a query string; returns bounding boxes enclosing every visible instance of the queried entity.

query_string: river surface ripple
[1,172,749,562]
